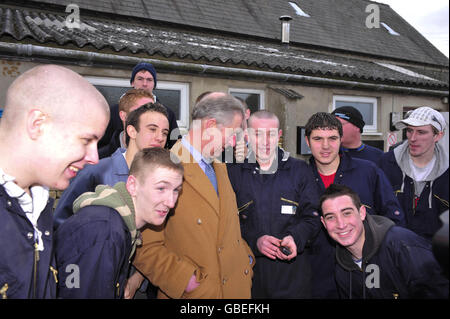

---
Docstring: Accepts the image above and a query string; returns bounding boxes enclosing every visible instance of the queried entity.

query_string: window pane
[230,92,260,113]
[335,100,374,126]
[94,85,129,107]
[154,89,180,120]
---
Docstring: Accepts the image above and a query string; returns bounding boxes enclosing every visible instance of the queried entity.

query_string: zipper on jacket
[33,242,39,299]
[434,194,449,208]
[0,283,8,299]
[49,266,58,284]
[116,282,120,297]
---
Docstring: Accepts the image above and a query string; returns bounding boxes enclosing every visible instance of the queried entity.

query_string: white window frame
[84,76,189,129]
[228,88,265,111]
[332,95,378,133]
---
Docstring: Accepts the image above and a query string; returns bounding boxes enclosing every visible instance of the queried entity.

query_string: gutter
[1,42,448,97]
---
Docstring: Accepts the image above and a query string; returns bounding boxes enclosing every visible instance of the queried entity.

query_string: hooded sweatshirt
[379,142,449,240]
[394,142,448,208]
[55,182,141,298]
[335,214,448,299]
[73,182,142,260]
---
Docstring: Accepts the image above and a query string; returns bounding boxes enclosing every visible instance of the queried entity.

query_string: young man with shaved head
[0,64,109,298]
[228,110,320,298]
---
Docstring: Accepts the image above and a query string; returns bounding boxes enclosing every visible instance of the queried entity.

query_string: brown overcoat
[134,141,254,298]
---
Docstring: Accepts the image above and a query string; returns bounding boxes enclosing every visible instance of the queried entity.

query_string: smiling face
[248,117,281,165]
[406,125,443,160]
[39,104,109,190]
[202,112,243,159]
[321,195,366,256]
[128,111,169,149]
[128,166,183,229]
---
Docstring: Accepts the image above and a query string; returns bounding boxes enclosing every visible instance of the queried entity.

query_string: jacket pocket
[280,197,298,215]
[0,269,19,299]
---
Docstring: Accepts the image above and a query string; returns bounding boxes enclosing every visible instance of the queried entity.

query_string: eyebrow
[323,206,354,218]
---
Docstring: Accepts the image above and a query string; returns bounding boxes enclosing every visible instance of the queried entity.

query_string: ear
[119,110,127,125]
[278,129,283,139]
[359,205,367,221]
[27,109,48,140]
[204,117,217,129]
[126,124,138,141]
[320,216,327,229]
[305,135,311,148]
[434,131,444,143]
[126,175,138,197]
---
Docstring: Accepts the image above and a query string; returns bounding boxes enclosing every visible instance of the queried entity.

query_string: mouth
[336,229,352,238]
[67,165,81,178]
[157,210,169,217]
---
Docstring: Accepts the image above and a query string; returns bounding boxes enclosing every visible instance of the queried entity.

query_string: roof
[20,0,448,67]
[0,2,448,90]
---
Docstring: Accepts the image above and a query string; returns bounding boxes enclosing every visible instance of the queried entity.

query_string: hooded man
[379,106,448,241]
[320,184,448,299]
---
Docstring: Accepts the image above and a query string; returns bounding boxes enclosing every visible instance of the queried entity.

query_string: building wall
[1,59,448,160]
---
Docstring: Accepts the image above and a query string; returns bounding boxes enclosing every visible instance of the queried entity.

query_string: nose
[85,143,100,165]
[164,192,178,209]
[335,215,347,229]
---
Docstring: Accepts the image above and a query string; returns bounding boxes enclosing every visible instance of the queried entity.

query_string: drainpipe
[0,42,447,97]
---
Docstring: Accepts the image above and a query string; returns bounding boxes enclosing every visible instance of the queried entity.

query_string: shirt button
[44,230,50,236]
[27,232,33,239]
[7,200,12,207]
[197,218,202,225]
[244,269,249,275]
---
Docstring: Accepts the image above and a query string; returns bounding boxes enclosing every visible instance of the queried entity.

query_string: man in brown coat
[134,93,255,298]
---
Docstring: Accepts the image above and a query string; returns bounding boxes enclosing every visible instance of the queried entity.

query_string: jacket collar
[241,147,291,172]
[335,214,395,271]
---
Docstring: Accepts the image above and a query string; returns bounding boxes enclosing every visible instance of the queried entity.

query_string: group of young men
[0,62,448,299]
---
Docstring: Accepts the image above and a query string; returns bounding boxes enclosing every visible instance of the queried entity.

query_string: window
[229,88,265,114]
[381,22,400,36]
[289,2,310,17]
[84,76,189,128]
[332,95,378,133]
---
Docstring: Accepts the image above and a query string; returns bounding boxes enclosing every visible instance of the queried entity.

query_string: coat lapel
[171,141,220,215]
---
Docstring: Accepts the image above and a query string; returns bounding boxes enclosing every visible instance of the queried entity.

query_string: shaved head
[0,64,110,191]
[3,64,109,131]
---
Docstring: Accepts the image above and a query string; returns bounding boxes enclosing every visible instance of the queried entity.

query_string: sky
[375,0,449,57]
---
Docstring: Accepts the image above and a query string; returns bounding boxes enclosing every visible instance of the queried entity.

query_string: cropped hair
[248,110,279,128]
[129,147,184,182]
[119,88,154,114]
[125,102,169,146]
[191,94,244,126]
[305,112,343,138]
[319,184,362,215]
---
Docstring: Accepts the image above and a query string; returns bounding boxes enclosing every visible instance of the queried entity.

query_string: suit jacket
[133,140,254,299]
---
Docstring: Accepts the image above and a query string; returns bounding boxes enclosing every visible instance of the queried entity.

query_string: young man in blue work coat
[228,110,321,298]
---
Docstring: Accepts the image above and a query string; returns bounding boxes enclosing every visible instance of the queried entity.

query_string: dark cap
[130,62,157,89]
[332,106,365,133]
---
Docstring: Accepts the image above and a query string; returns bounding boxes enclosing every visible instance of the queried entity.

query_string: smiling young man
[303,112,404,298]
[227,111,320,298]
[320,184,448,299]
[379,106,448,242]
[55,148,183,298]
[0,65,109,298]
[54,99,168,229]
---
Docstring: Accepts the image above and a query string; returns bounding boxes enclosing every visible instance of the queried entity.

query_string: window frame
[332,95,378,133]
[228,88,265,112]
[84,76,190,129]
